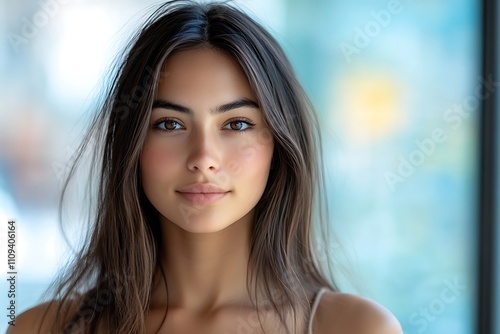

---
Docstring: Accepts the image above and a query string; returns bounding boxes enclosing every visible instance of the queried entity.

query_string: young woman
[9,1,402,333]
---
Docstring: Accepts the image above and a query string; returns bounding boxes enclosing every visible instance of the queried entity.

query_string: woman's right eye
[153,118,183,132]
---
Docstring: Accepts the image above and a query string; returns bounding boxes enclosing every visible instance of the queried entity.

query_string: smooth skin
[8,48,403,334]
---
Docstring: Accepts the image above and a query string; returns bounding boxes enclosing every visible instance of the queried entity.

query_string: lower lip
[177,192,228,205]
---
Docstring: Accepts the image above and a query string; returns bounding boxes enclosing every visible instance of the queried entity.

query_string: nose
[186,128,220,173]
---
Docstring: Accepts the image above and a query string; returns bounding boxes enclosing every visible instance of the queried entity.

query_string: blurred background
[0,0,497,333]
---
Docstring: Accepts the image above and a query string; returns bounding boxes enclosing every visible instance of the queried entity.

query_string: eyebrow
[151,98,260,115]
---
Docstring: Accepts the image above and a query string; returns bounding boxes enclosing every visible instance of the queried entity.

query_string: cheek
[231,138,274,206]
[140,140,182,183]
[226,130,274,176]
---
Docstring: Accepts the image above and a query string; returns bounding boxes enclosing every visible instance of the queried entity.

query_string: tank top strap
[307,287,329,334]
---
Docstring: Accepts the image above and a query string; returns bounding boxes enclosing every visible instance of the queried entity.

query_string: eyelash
[152,117,256,134]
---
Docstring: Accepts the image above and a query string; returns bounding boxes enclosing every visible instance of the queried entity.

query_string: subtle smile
[176,183,230,205]
[176,191,228,205]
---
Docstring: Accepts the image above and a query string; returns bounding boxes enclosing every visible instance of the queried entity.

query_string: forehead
[157,48,257,102]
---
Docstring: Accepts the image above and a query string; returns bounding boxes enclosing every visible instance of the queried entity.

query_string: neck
[154,213,255,314]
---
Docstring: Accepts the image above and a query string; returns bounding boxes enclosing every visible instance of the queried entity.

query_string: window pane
[284,1,479,333]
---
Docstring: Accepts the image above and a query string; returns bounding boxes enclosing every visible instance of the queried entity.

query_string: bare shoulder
[314,291,403,334]
[6,301,65,334]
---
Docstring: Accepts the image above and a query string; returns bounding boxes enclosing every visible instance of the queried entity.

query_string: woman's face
[140,48,274,233]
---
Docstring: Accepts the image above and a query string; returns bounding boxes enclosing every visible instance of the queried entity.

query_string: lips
[177,183,228,193]
[176,183,229,205]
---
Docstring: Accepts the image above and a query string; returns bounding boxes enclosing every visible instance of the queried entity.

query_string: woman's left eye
[223,120,255,131]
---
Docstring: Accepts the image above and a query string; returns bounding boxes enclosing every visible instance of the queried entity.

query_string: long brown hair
[45,1,339,333]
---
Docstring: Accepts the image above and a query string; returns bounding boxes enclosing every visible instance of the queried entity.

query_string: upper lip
[176,183,229,193]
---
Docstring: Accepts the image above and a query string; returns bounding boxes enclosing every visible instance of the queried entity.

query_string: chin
[164,209,252,234]
[164,213,236,233]
[178,223,233,234]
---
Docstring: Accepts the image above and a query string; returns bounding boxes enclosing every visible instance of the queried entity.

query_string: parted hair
[45,1,339,333]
